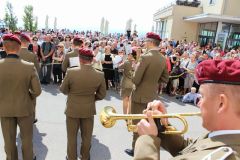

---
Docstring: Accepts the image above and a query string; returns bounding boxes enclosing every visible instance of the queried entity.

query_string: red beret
[19,33,31,43]
[79,48,94,58]
[196,60,240,85]
[2,34,21,45]
[146,32,161,41]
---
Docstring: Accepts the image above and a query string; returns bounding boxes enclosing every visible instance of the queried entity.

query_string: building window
[209,0,216,5]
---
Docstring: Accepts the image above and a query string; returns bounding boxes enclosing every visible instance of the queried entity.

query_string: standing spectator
[0,34,41,160]
[52,43,65,84]
[92,44,103,71]
[60,48,106,160]
[102,46,114,90]
[113,49,125,91]
[183,54,198,94]
[41,34,54,84]
[64,35,72,53]
[28,36,44,63]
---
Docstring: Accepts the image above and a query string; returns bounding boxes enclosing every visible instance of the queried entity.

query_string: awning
[183,13,240,24]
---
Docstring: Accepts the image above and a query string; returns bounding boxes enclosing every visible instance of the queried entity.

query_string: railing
[155,0,201,15]
[176,0,201,7]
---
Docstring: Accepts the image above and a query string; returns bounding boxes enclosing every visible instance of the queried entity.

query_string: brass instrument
[100,106,201,134]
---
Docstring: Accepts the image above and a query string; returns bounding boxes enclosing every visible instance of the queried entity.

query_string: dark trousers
[40,64,52,83]
[1,116,33,160]
[66,116,94,160]
[130,101,147,150]
[53,64,62,83]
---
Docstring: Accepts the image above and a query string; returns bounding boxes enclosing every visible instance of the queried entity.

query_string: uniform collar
[6,54,19,59]
[209,130,240,138]
[180,133,240,155]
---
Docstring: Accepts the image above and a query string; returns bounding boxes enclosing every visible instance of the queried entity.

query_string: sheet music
[69,57,80,67]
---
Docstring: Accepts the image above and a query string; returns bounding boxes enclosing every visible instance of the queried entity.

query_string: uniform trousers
[131,101,147,150]
[66,116,94,160]
[1,116,33,160]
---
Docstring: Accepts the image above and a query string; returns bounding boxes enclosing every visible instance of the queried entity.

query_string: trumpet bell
[100,106,117,128]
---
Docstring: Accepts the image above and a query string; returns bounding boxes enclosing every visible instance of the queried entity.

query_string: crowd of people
[0,27,240,160]
[1,28,240,96]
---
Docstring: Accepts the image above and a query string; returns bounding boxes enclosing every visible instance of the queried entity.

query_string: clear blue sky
[0,0,175,33]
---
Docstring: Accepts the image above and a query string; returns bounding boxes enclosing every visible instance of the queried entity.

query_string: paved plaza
[0,85,206,160]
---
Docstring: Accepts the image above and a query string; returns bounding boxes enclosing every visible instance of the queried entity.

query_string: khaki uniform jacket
[61,49,79,72]
[118,60,134,89]
[134,134,240,160]
[0,56,42,117]
[19,48,40,72]
[132,49,169,103]
[60,65,106,118]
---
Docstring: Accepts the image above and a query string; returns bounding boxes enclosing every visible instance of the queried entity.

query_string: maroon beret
[2,34,21,45]
[196,60,240,85]
[19,33,31,42]
[79,48,94,58]
[146,32,161,41]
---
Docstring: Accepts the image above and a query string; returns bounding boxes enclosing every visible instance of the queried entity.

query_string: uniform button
[223,148,229,152]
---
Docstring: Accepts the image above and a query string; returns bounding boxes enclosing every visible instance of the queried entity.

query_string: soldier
[60,48,106,160]
[61,37,83,72]
[0,34,41,160]
[134,60,240,160]
[125,32,169,156]
[19,33,40,123]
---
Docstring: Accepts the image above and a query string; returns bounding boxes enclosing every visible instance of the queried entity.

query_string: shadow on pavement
[41,84,61,96]
[77,133,111,160]
[33,125,48,160]
[16,125,48,160]
[104,90,121,101]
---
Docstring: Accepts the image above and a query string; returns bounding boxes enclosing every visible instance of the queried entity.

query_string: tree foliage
[23,5,37,31]
[4,2,18,31]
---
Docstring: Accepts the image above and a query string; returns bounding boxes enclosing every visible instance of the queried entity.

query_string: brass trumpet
[100,106,201,134]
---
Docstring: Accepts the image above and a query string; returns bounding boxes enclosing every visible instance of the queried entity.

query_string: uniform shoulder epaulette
[201,146,234,160]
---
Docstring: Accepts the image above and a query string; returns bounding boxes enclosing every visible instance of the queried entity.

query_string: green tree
[23,5,37,31]
[33,16,38,31]
[4,2,18,31]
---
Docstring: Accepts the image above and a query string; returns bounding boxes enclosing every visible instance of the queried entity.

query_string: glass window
[209,0,216,5]
[222,23,231,34]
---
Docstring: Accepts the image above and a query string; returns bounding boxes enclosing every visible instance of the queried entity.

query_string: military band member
[0,34,41,160]
[134,60,240,160]
[125,32,169,156]
[60,48,106,160]
[61,37,83,72]
[118,51,136,114]
[19,33,40,123]
[19,33,40,72]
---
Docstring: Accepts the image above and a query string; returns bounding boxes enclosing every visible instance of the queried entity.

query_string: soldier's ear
[217,94,228,114]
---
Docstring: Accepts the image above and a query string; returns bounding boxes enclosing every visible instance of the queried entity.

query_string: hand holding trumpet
[137,100,168,136]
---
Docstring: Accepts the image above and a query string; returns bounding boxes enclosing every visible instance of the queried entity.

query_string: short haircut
[73,39,83,46]
[79,55,93,61]
[3,40,21,52]
[19,37,29,43]
[148,39,160,47]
